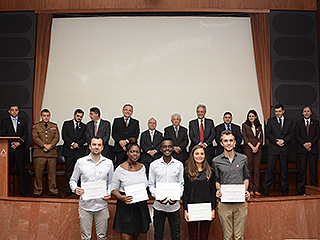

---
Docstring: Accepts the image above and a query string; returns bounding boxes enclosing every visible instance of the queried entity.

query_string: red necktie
[125,118,128,127]
[200,119,204,143]
[94,122,97,136]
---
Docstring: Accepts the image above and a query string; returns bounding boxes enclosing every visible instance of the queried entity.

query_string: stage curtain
[33,14,53,124]
[250,13,272,123]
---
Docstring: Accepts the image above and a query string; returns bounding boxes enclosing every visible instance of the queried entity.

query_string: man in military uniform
[32,109,61,198]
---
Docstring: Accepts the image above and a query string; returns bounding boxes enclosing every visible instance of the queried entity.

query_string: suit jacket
[1,116,28,154]
[140,129,163,163]
[86,119,111,157]
[164,125,189,162]
[266,116,294,156]
[189,118,215,155]
[32,121,59,158]
[241,123,263,150]
[61,120,87,158]
[295,118,319,154]
[215,123,242,155]
[112,117,140,153]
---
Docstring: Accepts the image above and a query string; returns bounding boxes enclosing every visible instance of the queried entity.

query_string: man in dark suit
[215,112,242,155]
[140,118,163,175]
[263,104,294,196]
[61,109,87,197]
[189,104,216,164]
[295,105,319,195]
[112,104,140,167]
[164,113,189,163]
[86,107,111,159]
[1,104,28,197]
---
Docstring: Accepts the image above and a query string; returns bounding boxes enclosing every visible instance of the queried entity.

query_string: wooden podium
[0,137,23,197]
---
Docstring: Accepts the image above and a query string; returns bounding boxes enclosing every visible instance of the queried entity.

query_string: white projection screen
[43,16,263,145]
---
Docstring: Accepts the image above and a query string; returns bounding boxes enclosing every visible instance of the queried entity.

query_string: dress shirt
[123,116,131,126]
[277,116,284,126]
[212,153,249,185]
[304,118,310,127]
[198,118,205,131]
[224,123,231,131]
[10,116,18,131]
[148,157,184,212]
[95,118,101,131]
[70,154,114,212]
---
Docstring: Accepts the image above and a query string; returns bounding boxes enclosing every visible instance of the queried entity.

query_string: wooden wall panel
[1,192,320,240]
[0,0,317,13]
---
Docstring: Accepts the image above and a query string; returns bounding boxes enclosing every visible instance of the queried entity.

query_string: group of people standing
[1,102,319,239]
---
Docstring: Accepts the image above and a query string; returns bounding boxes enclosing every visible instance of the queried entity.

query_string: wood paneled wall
[0,0,317,13]
[1,190,320,240]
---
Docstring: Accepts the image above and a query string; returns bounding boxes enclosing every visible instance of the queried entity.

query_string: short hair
[302,105,312,112]
[223,111,232,117]
[196,104,207,112]
[274,104,284,111]
[74,109,84,115]
[8,104,18,110]
[148,117,157,123]
[161,137,174,145]
[171,113,181,120]
[90,136,103,144]
[90,107,100,117]
[127,143,141,152]
[41,109,50,115]
[220,130,235,141]
[123,104,133,110]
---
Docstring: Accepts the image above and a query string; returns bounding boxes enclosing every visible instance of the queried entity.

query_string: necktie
[150,131,154,143]
[227,125,231,131]
[279,118,283,131]
[75,122,79,134]
[44,123,48,129]
[306,120,310,137]
[125,118,128,127]
[200,119,204,143]
[12,118,17,132]
[94,122,97,136]
[175,127,179,138]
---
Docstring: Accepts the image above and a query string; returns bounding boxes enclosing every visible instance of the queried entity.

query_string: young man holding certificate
[212,130,250,240]
[70,137,114,240]
[148,138,184,240]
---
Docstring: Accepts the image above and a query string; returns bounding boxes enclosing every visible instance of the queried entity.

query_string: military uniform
[32,121,60,195]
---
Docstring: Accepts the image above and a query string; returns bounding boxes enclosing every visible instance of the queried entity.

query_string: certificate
[188,203,212,221]
[220,184,245,203]
[156,182,181,201]
[124,183,149,204]
[81,180,106,201]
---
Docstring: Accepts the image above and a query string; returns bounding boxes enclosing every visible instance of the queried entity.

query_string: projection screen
[43,16,263,145]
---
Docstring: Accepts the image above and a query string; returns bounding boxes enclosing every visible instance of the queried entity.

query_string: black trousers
[297,153,319,193]
[65,155,78,194]
[9,151,26,194]
[263,154,289,194]
[153,208,180,240]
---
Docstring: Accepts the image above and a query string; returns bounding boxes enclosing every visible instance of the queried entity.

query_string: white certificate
[156,182,181,201]
[188,203,212,221]
[81,180,106,201]
[220,184,245,203]
[124,183,149,204]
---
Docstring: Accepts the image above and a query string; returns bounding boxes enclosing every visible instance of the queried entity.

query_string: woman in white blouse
[112,143,151,240]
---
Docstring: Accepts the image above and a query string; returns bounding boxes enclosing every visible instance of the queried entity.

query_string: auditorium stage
[1,186,319,240]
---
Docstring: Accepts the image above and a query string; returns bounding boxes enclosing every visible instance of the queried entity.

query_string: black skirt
[113,192,151,234]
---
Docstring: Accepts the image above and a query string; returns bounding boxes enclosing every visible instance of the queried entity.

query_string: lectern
[0,137,23,197]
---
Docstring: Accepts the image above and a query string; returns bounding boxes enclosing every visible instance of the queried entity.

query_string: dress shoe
[250,192,254,196]
[295,191,304,195]
[262,189,269,196]
[280,191,288,196]
[254,191,261,196]
[64,192,73,197]
[50,193,62,197]
[19,191,29,197]
[33,194,41,198]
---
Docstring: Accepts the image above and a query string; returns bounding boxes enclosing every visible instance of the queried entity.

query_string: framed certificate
[156,182,181,201]
[220,184,245,202]
[124,183,149,204]
[81,180,106,201]
[188,203,212,221]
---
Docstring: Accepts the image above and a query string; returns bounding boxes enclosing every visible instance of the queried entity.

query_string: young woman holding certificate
[183,145,216,240]
[112,143,151,240]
